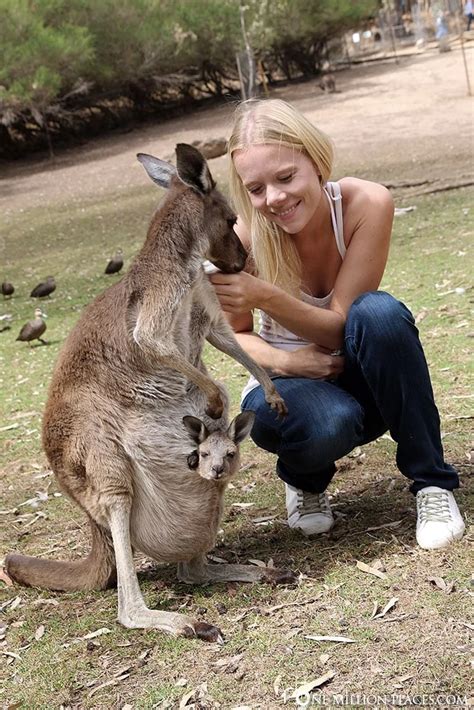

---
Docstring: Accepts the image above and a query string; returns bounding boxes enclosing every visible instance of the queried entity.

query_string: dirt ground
[0,44,473,214]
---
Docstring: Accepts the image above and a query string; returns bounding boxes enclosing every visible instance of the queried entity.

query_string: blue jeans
[242,291,459,495]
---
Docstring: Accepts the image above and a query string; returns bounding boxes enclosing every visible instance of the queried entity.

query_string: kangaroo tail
[5,517,116,591]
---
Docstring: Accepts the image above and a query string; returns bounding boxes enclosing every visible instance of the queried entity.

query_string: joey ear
[227,410,256,445]
[182,415,209,444]
[137,153,177,188]
[175,143,216,195]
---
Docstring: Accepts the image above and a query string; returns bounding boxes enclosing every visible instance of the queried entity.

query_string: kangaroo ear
[175,143,216,195]
[137,153,177,188]
[182,415,209,444]
[227,410,256,445]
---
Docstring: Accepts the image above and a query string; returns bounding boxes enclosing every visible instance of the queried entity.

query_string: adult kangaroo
[5,144,292,643]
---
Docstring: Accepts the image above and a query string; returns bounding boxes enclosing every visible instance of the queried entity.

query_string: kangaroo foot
[119,608,224,643]
[261,567,298,586]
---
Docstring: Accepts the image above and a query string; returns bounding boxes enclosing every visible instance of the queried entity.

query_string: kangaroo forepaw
[266,391,288,417]
[205,398,224,420]
[262,567,298,586]
[182,621,224,643]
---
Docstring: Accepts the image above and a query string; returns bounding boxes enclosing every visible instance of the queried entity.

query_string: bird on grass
[16,308,47,346]
[105,249,123,275]
[1,282,14,298]
[30,276,56,298]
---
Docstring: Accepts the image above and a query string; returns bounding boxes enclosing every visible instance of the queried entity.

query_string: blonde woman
[210,98,464,550]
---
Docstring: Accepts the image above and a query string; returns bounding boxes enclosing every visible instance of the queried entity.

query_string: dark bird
[1,282,14,298]
[30,275,56,298]
[16,308,47,346]
[105,249,123,275]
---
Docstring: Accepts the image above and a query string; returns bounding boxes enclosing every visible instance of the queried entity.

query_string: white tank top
[241,181,345,401]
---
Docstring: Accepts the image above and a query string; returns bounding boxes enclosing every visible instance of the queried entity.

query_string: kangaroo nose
[212,465,224,478]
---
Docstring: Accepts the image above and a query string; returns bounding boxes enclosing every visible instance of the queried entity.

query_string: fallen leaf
[319,653,330,664]
[1,650,21,661]
[66,627,112,646]
[291,671,335,698]
[34,624,45,641]
[0,568,13,587]
[212,653,244,673]
[231,502,254,509]
[248,558,267,568]
[427,576,455,594]
[3,596,22,612]
[365,520,403,532]
[370,601,379,619]
[356,561,387,580]
[372,597,398,620]
[33,598,59,607]
[179,682,208,708]
[415,308,429,324]
[251,514,278,524]
[304,635,356,644]
[88,674,129,698]
[175,678,188,687]
[207,554,228,564]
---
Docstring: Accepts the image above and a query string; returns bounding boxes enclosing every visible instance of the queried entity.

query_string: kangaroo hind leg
[108,502,223,642]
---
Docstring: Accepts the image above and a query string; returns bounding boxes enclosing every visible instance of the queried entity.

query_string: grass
[0,164,472,708]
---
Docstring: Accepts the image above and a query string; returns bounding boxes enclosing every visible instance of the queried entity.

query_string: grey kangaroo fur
[5,144,294,643]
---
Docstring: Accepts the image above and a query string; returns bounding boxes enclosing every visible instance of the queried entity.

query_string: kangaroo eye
[226,451,235,458]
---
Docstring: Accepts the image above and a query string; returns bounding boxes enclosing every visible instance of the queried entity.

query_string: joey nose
[212,465,224,478]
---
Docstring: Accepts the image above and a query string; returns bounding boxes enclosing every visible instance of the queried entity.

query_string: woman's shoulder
[337,177,394,213]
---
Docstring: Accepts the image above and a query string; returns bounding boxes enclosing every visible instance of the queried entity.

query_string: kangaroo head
[137,144,247,273]
[183,411,255,482]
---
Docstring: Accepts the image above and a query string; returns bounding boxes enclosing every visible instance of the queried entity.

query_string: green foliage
[0,0,93,107]
[0,0,378,114]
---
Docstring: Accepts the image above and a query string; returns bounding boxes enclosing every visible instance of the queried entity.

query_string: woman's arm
[228,304,344,380]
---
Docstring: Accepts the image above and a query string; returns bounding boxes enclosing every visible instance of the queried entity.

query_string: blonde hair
[228,99,334,296]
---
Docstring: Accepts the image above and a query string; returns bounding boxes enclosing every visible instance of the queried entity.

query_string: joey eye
[200,451,209,458]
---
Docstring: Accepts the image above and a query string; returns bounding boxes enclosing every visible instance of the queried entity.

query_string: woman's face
[233,144,323,235]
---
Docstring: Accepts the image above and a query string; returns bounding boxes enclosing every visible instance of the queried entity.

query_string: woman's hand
[210,271,266,314]
[279,344,344,380]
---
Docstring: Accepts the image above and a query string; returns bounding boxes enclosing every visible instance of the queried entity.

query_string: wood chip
[356,560,388,580]
[34,624,45,641]
[273,674,282,697]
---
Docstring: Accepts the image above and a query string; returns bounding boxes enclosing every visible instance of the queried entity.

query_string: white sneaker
[416,486,465,550]
[285,484,334,536]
